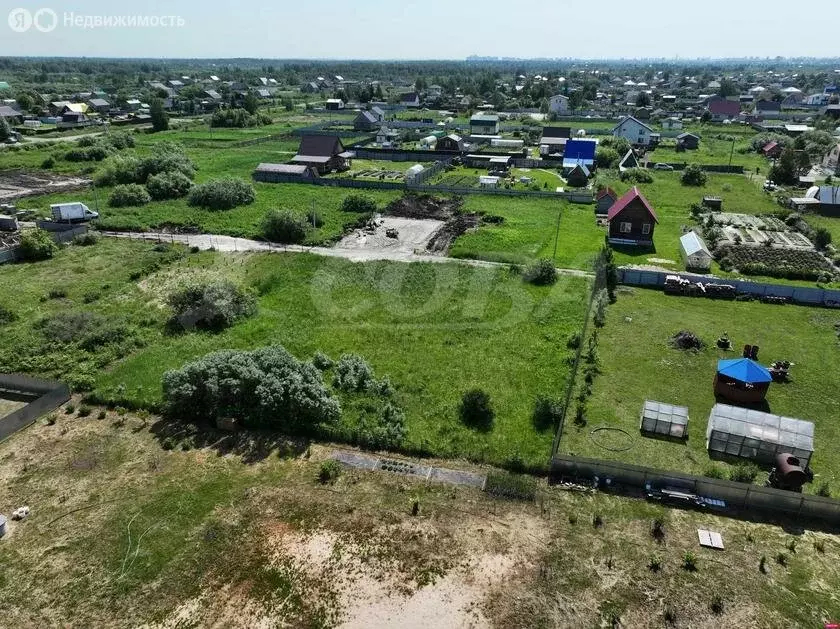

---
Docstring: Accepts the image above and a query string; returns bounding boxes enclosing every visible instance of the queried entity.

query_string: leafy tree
[187,178,255,210]
[769,148,808,185]
[635,92,651,108]
[681,164,708,186]
[162,346,341,429]
[532,396,563,431]
[146,171,193,200]
[18,228,57,261]
[108,184,151,207]
[0,117,11,142]
[595,147,619,169]
[333,354,376,392]
[340,194,377,213]
[814,227,832,250]
[261,209,308,243]
[568,90,585,111]
[718,78,738,97]
[150,97,169,132]
[459,389,494,431]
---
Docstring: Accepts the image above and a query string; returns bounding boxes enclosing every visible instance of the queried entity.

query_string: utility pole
[552,207,562,260]
[728,138,735,168]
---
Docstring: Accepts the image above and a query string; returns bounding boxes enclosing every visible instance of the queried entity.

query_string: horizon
[3,0,839,59]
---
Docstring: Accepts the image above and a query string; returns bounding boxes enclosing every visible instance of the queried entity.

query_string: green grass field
[560,287,840,495]
[0,238,590,468]
[645,137,766,172]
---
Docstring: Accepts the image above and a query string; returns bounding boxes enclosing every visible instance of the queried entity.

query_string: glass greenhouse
[706,404,814,466]
[640,400,689,439]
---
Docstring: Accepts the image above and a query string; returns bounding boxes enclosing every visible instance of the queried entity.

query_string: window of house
[620,222,632,234]
[642,223,651,235]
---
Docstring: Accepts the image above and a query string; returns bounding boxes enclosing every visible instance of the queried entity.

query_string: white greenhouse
[640,400,689,439]
[705,404,814,466]
[680,231,712,271]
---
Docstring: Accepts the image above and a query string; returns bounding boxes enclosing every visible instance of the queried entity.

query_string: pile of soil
[427,214,480,253]
[385,193,463,221]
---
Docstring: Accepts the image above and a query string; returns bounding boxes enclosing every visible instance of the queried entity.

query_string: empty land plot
[560,287,840,495]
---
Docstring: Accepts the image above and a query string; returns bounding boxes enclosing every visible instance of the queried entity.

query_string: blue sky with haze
[2,0,838,59]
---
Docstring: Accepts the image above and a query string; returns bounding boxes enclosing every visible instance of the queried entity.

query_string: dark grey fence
[0,225,88,266]
[618,268,840,307]
[0,374,71,442]
[252,172,594,202]
[550,453,840,525]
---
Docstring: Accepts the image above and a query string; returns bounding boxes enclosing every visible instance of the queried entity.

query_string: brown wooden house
[607,186,658,246]
[595,187,618,215]
[291,135,352,174]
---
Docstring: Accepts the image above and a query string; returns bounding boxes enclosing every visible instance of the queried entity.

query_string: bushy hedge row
[64,132,135,162]
[95,142,196,204]
[162,346,342,429]
[210,108,272,128]
[619,168,653,184]
[187,177,255,210]
[108,183,151,207]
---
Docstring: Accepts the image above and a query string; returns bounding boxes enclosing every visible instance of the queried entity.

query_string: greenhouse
[640,400,689,439]
[705,404,814,466]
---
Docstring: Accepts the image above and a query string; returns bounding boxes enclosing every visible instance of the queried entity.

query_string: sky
[2,0,839,60]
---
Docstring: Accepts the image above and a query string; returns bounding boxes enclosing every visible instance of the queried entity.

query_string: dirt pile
[385,193,463,221]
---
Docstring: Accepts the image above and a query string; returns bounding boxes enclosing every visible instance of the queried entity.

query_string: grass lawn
[645,137,766,172]
[560,286,840,496]
[450,196,605,269]
[0,239,590,468]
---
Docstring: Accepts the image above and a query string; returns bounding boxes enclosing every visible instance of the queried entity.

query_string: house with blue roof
[562,139,597,170]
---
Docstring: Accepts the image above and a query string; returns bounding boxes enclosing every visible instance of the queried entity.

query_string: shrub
[532,395,563,431]
[814,540,825,553]
[703,464,725,479]
[485,471,537,500]
[619,168,653,184]
[786,538,797,553]
[146,170,193,200]
[210,107,268,128]
[357,403,406,450]
[36,311,131,350]
[710,595,724,615]
[681,164,707,186]
[97,410,107,420]
[341,194,377,213]
[729,462,760,484]
[651,517,665,541]
[77,405,92,418]
[523,258,558,286]
[109,183,151,208]
[138,142,196,181]
[333,354,376,392]
[18,228,58,261]
[682,551,697,571]
[47,288,67,299]
[459,388,494,431]
[167,280,257,331]
[648,554,662,572]
[162,345,341,429]
[95,154,143,186]
[188,178,255,210]
[816,481,831,497]
[261,209,309,244]
[759,555,767,573]
[318,459,341,484]
[312,351,333,371]
[566,331,581,350]
[74,231,99,246]
[775,552,787,566]
[41,156,56,169]
[814,227,832,250]
[0,305,16,325]
[593,289,609,327]
[108,132,136,150]
[64,404,75,414]
[305,209,324,228]
[592,513,603,528]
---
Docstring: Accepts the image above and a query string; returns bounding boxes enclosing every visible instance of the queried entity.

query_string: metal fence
[0,225,88,266]
[0,374,70,442]
[550,453,840,524]
[618,268,840,307]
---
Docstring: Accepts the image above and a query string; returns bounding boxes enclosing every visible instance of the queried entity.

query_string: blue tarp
[717,358,772,384]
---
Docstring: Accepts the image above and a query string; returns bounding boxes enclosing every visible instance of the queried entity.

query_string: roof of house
[755,99,781,112]
[612,115,653,133]
[817,186,840,205]
[204,90,222,100]
[607,186,659,223]
[0,81,10,91]
[401,92,419,102]
[542,126,571,138]
[717,358,772,384]
[762,140,779,154]
[470,113,499,122]
[442,133,463,142]
[568,163,591,177]
[677,132,700,140]
[88,98,110,107]
[618,149,639,170]
[256,89,271,98]
[371,105,385,117]
[563,139,597,163]
[709,100,740,116]
[296,135,344,158]
[256,163,313,174]
[358,110,378,124]
[596,187,618,201]
[64,103,88,114]
[0,105,22,118]
[680,231,711,258]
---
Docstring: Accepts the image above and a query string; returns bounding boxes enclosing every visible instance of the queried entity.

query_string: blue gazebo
[714,358,772,404]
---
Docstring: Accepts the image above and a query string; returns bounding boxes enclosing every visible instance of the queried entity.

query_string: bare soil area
[0,169,91,202]
[337,216,446,256]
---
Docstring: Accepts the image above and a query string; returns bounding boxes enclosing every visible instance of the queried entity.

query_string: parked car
[653,163,674,171]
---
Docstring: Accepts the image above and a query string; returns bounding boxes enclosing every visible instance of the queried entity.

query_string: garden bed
[717,245,835,281]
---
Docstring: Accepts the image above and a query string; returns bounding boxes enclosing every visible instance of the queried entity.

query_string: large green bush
[357,402,406,450]
[262,209,309,243]
[523,258,558,285]
[146,171,193,200]
[161,346,342,429]
[619,168,653,184]
[333,354,377,392]
[18,228,57,261]
[341,194,378,213]
[210,107,271,128]
[108,183,151,207]
[139,142,196,181]
[187,178,255,210]
[166,280,256,331]
[681,164,708,186]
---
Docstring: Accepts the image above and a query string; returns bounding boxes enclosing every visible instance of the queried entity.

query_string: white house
[549,94,569,114]
[326,98,345,110]
[661,117,683,130]
[612,115,654,146]
[680,232,712,271]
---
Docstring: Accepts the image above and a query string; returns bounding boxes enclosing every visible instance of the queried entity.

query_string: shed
[640,400,689,439]
[595,187,618,215]
[479,176,500,189]
[714,358,771,404]
[679,232,712,271]
[618,149,639,172]
[565,164,590,187]
[676,132,700,150]
[437,134,464,152]
[253,163,318,182]
[706,404,814,467]
[405,164,425,183]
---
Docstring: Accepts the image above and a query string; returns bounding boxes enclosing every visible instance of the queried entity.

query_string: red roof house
[762,140,782,158]
[708,99,741,121]
[607,187,658,246]
[595,187,618,215]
